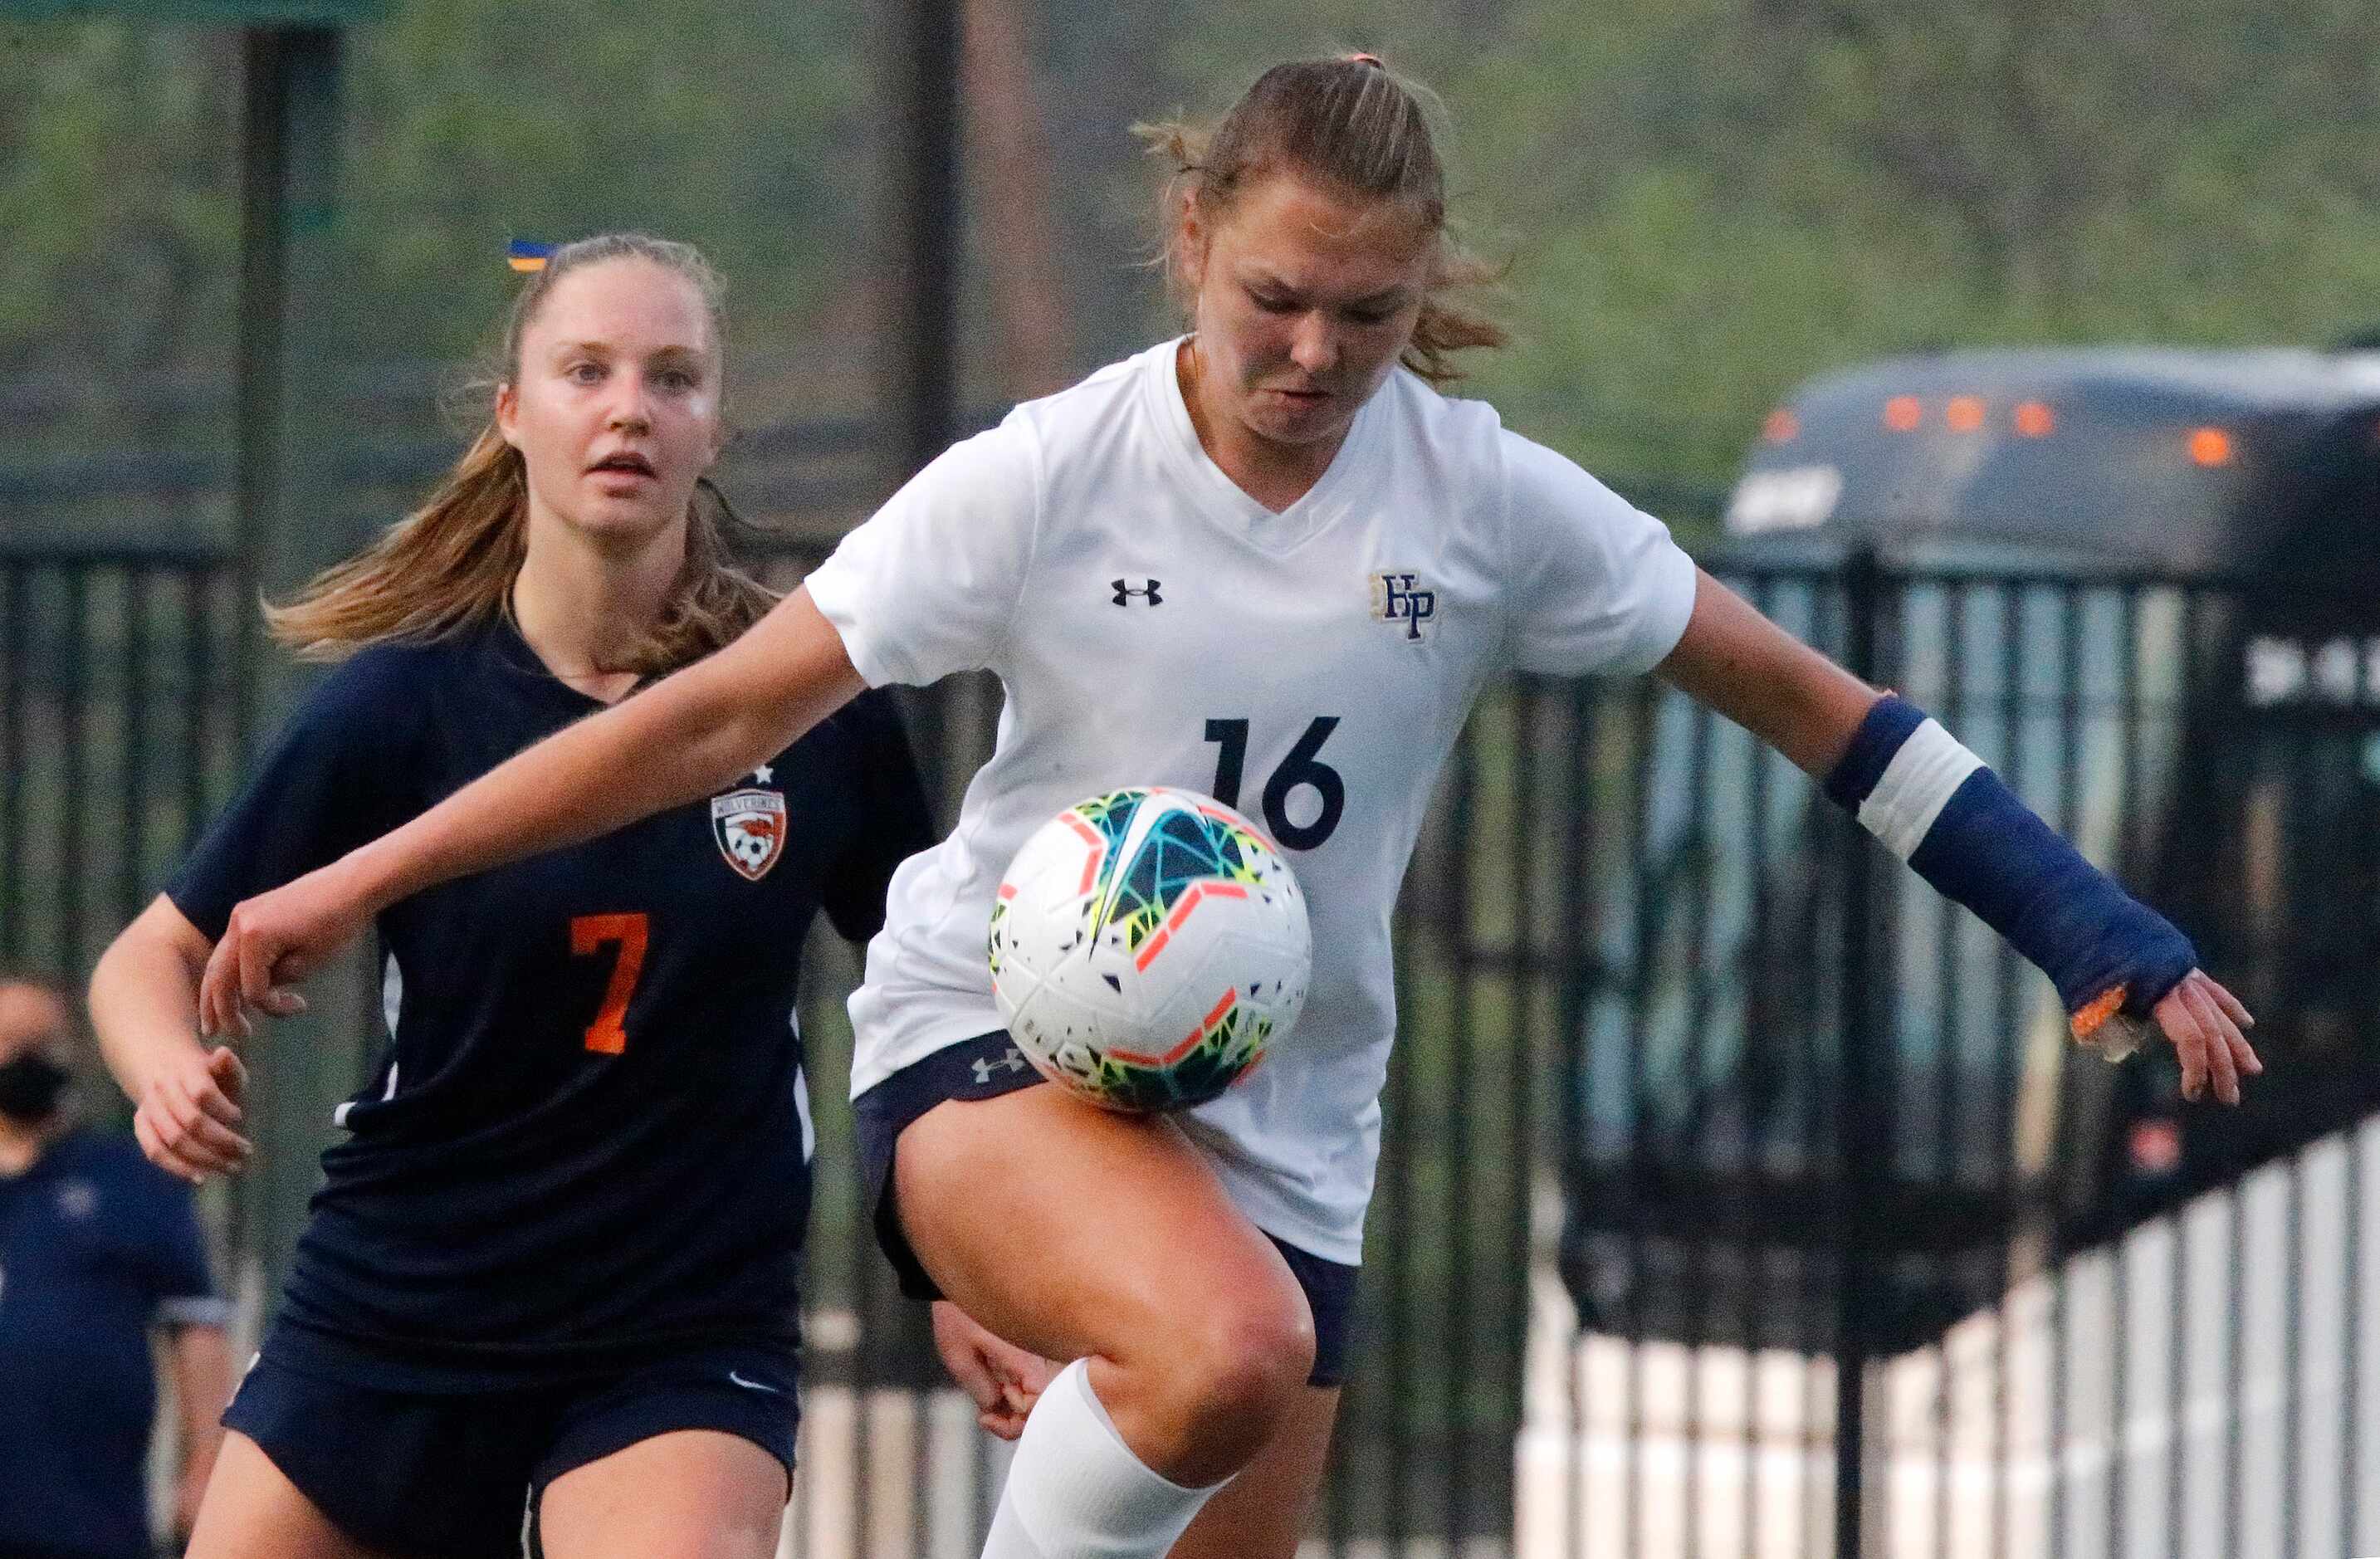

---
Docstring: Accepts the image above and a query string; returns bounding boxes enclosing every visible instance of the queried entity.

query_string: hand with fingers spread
[2150,968,2261,1106]
[131,1043,252,1185]
[931,1300,1063,1440]
[2070,967,2261,1104]
[196,863,363,1042]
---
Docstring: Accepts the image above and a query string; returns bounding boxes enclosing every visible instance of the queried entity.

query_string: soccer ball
[989,787,1312,1112]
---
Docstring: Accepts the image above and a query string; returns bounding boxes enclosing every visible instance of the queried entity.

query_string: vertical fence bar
[120,566,152,947]
[2282,1150,2304,1559]
[1445,716,1481,1550]
[179,569,214,854]
[1,564,27,965]
[2346,1088,2364,1559]
[2165,589,2202,1557]
[1742,574,1779,1559]
[2108,583,2145,1559]
[1934,580,1969,1559]
[1835,544,1883,1559]
[2222,1184,2248,1559]
[1992,578,2025,1559]
[58,567,90,975]
[1625,676,1661,1559]
[2346,612,2370,1559]
[1506,682,1543,1559]
[1560,679,1596,1559]
[1385,844,1421,1556]
[1806,574,1845,1559]
[2047,580,2082,1559]
[1675,695,1718,1559]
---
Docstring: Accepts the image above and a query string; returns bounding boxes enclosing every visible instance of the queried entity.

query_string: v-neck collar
[1149,336,1383,555]
[486,612,644,714]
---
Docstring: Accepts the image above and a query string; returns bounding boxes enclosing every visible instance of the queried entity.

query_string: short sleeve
[819,689,940,943]
[802,413,1042,688]
[150,1190,227,1327]
[166,651,420,941]
[1501,430,1699,677]
[126,1155,227,1327]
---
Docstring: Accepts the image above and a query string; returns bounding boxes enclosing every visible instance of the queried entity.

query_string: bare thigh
[537,1429,787,1559]
[1168,1386,1341,1559]
[895,1084,1312,1480]
[183,1430,390,1559]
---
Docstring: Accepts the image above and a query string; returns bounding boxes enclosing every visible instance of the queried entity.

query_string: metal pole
[861,0,965,1410]
[882,0,962,486]
[872,0,965,819]
[1835,544,1884,1559]
[235,21,349,1302]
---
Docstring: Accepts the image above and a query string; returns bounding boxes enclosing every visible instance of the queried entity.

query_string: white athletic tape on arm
[1855,719,1985,861]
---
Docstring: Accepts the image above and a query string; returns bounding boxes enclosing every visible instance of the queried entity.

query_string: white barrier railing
[1518,1116,2380,1557]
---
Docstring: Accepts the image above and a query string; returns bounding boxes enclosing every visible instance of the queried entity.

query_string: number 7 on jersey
[570,912,648,1054]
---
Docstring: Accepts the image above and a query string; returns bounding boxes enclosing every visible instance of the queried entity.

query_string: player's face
[1183,171,1432,453]
[498,258,721,550]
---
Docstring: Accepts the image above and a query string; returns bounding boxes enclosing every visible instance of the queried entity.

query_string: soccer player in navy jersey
[189,63,2264,1559]
[86,233,1035,1559]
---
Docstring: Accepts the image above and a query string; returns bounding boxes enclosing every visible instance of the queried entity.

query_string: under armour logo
[1373,571,1437,641]
[972,1047,1030,1084]
[1112,578,1163,607]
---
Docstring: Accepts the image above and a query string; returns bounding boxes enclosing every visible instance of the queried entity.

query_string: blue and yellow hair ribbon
[507,239,555,273]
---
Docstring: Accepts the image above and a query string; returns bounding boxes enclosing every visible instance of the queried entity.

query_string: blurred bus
[1560,347,2380,1356]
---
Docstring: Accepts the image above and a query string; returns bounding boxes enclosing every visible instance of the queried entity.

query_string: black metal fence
[7,535,2378,1557]
[1523,553,2380,1559]
[0,538,251,984]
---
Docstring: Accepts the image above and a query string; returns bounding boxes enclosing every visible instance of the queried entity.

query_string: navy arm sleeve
[820,689,939,944]
[167,649,422,941]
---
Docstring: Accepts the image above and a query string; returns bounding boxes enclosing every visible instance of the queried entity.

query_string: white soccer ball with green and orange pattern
[988,787,1312,1112]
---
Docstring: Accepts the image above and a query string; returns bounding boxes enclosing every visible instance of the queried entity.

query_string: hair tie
[506,239,555,274]
[1344,51,1384,68]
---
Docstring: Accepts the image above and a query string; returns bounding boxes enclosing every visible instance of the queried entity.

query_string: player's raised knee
[1163,1288,1315,1467]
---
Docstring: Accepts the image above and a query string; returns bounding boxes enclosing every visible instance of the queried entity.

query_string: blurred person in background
[0,975,231,1559]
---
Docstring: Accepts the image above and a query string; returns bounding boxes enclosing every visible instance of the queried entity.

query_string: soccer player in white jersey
[192,56,2261,1559]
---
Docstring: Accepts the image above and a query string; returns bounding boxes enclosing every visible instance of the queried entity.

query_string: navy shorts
[853,1029,1360,1388]
[222,1337,798,1559]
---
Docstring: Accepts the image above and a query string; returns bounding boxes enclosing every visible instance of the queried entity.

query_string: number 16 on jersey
[1204,716,1344,850]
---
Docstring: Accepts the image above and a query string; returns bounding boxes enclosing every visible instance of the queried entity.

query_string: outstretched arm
[198,587,863,1033]
[90,896,254,1181]
[1655,568,2260,1103]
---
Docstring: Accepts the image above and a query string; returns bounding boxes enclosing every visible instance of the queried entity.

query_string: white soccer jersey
[805,339,1697,1262]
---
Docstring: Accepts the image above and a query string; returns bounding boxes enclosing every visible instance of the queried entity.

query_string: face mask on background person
[0,1050,72,1123]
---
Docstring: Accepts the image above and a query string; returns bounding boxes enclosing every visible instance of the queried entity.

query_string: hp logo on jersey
[1372,571,1436,641]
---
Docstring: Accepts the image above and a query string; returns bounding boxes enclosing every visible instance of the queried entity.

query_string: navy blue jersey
[167,617,933,1388]
[0,1126,227,1559]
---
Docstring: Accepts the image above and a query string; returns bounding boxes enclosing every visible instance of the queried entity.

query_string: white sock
[980,1357,1227,1558]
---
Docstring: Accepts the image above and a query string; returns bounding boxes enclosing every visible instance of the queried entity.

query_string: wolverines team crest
[711,770,787,882]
